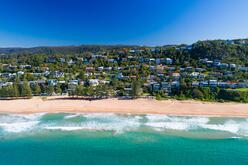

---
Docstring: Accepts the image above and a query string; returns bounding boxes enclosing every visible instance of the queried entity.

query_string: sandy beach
[0,96,247,117]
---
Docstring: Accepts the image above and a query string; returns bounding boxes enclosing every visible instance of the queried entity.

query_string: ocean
[0,113,248,165]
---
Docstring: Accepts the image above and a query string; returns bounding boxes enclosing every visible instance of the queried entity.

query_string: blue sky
[0,0,247,47]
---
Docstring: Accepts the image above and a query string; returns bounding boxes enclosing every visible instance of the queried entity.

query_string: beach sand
[0,96,248,117]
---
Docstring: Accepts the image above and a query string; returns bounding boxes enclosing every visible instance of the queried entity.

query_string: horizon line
[0,37,247,49]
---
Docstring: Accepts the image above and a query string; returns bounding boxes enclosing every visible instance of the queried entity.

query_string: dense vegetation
[0,39,248,102]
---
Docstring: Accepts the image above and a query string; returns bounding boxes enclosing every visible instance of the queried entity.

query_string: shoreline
[0,96,248,118]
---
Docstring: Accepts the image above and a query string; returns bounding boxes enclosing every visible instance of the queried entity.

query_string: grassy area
[229,88,248,92]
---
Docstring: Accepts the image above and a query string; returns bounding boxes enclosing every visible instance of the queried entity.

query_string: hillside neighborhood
[0,39,248,102]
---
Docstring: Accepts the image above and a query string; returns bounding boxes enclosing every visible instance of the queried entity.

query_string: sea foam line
[0,113,248,137]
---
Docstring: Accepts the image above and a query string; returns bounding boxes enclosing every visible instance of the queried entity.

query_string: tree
[32,84,41,96]
[11,84,19,97]
[131,80,142,98]
[20,81,32,98]
[77,71,85,80]
[75,85,84,96]
[192,88,204,99]
[47,85,54,96]
[55,85,62,95]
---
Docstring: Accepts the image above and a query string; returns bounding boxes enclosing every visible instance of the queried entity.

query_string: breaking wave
[0,113,248,137]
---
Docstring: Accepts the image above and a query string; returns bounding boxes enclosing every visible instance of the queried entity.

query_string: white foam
[146,121,191,130]
[0,121,39,133]
[1,113,248,137]
[45,126,84,131]
[64,113,82,119]
[201,121,240,133]
[45,114,142,133]
[0,113,45,133]
[201,120,248,136]
[145,114,209,131]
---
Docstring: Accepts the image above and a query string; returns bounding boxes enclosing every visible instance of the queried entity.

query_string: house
[171,81,180,88]
[226,40,234,45]
[0,73,12,79]
[186,67,193,72]
[86,67,95,72]
[0,82,13,87]
[19,65,32,69]
[100,80,110,84]
[209,80,218,87]
[44,71,50,77]
[228,82,238,89]
[200,58,209,64]
[198,74,206,79]
[155,58,161,65]
[84,72,92,77]
[83,59,89,65]
[0,81,4,88]
[195,68,205,72]
[127,56,135,61]
[165,58,173,65]
[151,82,160,91]
[219,63,229,69]
[199,81,209,87]
[77,57,84,62]
[97,67,104,72]
[58,81,66,84]
[28,81,37,86]
[238,82,248,88]
[47,58,56,63]
[69,80,79,84]
[150,48,160,53]
[48,79,58,86]
[4,65,17,71]
[129,50,135,53]
[68,59,76,65]
[239,67,248,71]
[130,75,137,79]
[92,54,105,59]
[213,60,221,67]
[171,72,181,79]
[108,59,116,63]
[33,73,43,77]
[149,66,156,71]
[60,58,66,63]
[168,67,176,71]
[224,71,233,77]
[161,82,171,93]
[217,82,228,88]
[123,87,132,96]
[17,71,25,76]
[139,57,145,63]
[89,79,99,86]
[206,60,213,67]
[116,72,124,80]
[105,67,112,71]
[121,58,128,62]
[209,72,223,77]
[180,68,186,72]
[37,80,46,85]
[149,58,156,63]
[229,64,236,69]
[53,71,64,78]
[192,81,200,87]
[190,72,199,78]
[68,80,78,92]
[157,73,165,78]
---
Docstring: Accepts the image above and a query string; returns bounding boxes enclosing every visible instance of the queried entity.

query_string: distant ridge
[0,45,140,55]
[0,39,247,55]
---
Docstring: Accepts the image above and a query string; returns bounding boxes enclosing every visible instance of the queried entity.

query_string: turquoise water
[0,113,248,165]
